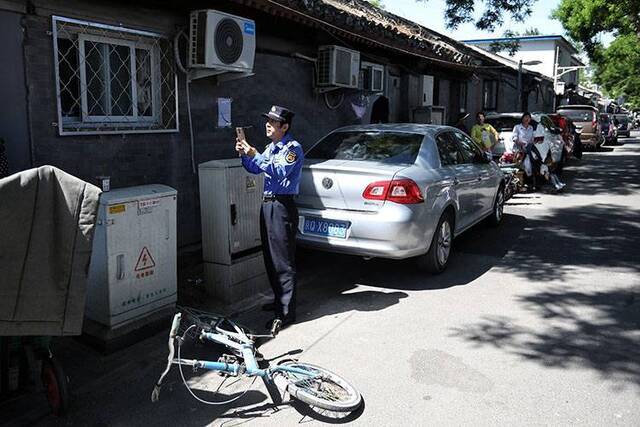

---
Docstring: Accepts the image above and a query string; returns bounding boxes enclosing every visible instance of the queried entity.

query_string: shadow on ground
[494,203,640,281]
[451,286,640,392]
[561,137,640,196]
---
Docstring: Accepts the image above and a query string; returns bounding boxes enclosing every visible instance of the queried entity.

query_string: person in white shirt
[511,112,534,153]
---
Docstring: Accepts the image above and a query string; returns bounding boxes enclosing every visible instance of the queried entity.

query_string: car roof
[557,105,598,111]
[485,113,522,119]
[329,123,457,136]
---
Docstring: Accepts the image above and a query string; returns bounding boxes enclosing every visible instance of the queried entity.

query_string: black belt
[262,194,295,202]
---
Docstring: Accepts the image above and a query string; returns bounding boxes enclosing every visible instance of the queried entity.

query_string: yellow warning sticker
[109,204,126,214]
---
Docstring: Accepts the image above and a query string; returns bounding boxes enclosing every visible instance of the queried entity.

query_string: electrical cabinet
[85,185,177,328]
[198,159,268,303]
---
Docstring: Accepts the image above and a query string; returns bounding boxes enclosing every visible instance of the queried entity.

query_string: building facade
[1,0,544,254]
[463,35,584,86]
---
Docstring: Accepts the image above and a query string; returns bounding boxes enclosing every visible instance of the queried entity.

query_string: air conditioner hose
[173,29,196,174]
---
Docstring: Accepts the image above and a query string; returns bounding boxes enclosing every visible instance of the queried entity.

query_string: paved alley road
[21,133,640,427]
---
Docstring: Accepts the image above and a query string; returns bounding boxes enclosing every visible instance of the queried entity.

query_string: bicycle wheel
[273,362,361,412]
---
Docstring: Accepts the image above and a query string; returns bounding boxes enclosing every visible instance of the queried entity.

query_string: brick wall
[22,1,358,248]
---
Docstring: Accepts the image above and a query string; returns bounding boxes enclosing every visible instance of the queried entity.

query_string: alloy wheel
[437,220,452,266]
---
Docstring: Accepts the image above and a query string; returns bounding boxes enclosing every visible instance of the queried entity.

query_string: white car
[485,113,565,163]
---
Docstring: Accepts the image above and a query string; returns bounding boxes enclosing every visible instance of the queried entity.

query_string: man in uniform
[235,105,303,333]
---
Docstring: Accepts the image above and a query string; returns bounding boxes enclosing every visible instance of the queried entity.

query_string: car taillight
[592,113,597,130]
[362,179,424,204]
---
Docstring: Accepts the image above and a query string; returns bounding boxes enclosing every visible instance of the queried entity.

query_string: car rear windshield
[306,131,423,165]
[615,115,629,123]
[558,110,594,122]
[485,117,521,131]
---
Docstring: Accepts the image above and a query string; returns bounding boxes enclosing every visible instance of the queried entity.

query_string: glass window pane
[485,116,520,131]
[306,131,423,165]
[436,132,462,166]
[109,44,132,116]
[58,38,80,118]
[452,131,480,163]
[136,48,153,117]
[85,41,108,116]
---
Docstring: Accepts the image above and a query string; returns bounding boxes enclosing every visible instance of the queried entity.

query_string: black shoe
[261,302,276,312]
[266,315,296,335]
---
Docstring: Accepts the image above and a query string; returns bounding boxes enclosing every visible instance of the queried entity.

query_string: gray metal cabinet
[198,159,268,303]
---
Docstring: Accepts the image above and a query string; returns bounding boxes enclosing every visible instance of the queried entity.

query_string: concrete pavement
[7,132,640,426]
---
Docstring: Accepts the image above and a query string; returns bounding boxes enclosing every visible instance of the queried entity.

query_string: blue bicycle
[151,307,362,412]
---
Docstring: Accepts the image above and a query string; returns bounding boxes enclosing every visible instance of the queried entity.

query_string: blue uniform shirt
[241,133,304,196]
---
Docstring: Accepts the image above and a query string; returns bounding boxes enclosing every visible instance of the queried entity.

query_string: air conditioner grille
[195,11,207,65]
[335,49,352,86]
[215,18,244,64]
[317,49,331,84]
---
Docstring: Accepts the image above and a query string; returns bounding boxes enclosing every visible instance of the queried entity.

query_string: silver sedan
[296,124,505,272]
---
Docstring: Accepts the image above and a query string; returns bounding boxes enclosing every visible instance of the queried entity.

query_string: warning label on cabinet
[134,247,156,271]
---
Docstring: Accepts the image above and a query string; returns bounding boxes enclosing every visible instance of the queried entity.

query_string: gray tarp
[0,166,100,336]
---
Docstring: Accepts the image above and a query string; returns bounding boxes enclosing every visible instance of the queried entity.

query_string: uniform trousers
[259,196,298,319]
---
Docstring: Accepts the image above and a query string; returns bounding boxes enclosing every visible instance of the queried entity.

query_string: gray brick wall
[22,3,358,248]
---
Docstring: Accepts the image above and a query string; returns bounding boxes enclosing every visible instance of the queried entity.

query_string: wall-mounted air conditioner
[189,9,256,72]
[317,45,360,88]
[360,61,384,92]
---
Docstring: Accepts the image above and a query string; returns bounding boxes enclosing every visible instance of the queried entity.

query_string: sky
[384,0,576,42]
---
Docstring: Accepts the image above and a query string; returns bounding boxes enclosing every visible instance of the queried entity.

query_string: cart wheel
[41,356,70,416]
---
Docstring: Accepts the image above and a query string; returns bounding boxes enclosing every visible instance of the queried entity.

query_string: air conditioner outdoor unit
[188,9,256,72]
[317,45,360,88]
[360,61,384,92]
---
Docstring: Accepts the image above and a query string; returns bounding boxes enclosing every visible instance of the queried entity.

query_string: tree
[365,0,385,9]
[418,0,537,32]
[489,28,542,56]
[553,0,640,108]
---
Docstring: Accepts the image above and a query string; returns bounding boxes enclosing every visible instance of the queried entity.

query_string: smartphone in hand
[235,127,246,142]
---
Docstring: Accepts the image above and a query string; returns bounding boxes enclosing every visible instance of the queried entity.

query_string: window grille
[52,16,178,135]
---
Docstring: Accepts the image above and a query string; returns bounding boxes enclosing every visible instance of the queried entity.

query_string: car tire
[488,185,505,227]
[417,212,454,274]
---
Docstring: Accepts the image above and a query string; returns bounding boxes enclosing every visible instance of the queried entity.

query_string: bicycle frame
[155,313,316,390]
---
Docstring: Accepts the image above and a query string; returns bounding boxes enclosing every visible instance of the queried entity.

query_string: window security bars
[52,16,178,135]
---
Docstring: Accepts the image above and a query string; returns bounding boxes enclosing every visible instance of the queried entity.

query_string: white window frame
[52,15,179,136]
[78,34,159,123]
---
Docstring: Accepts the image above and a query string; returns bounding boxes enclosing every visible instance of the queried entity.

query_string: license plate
[302,217,350,239]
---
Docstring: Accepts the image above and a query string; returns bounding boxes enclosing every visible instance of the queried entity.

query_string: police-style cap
[262,105,295,124]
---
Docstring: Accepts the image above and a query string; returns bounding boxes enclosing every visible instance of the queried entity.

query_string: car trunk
[297,159,410,212]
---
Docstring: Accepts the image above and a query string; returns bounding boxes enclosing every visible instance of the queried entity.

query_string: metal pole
[553,46,559,111]
[517,60,523,111]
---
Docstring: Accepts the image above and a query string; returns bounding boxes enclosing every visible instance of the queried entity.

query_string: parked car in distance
[297,124,505,273]
[484,112,565,164]
[614,114,631,137]
[556,105,602,149]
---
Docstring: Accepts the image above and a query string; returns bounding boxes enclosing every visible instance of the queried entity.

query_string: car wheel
[417,213,453,274]
[488,185,505,227]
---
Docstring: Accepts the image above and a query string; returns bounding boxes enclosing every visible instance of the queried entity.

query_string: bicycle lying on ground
[151,307,362,413]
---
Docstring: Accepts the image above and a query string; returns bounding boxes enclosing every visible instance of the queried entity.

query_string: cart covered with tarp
[0,165,100,415]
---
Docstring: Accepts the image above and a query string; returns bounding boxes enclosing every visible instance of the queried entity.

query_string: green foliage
[488,28,541,56]
[595,34,640,108]
[553,0,640,109]
[418,0,535,31]
[365,0,385,9]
